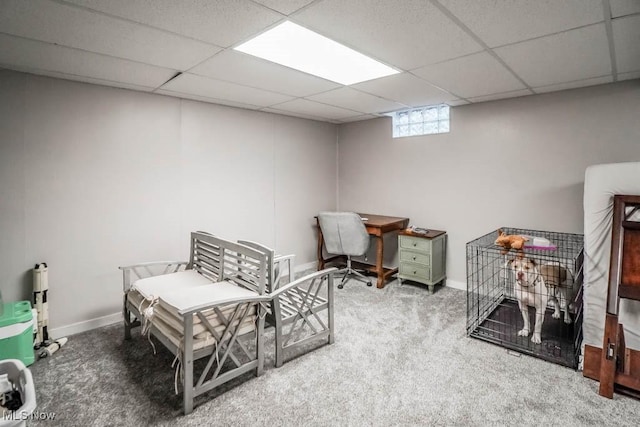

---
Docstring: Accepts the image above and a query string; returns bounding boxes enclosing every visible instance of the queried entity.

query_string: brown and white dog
[539,263,572,326]
[507,257,571,344]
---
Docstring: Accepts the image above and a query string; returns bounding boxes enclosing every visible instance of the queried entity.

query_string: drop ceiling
[0,0,638,123]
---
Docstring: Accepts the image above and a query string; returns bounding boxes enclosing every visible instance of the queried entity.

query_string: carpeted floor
[28,280,640,426]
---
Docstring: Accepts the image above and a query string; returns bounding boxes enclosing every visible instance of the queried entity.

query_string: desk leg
[375,235,384,288]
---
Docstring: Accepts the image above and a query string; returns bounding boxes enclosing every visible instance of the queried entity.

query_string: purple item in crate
[523,236,557,250]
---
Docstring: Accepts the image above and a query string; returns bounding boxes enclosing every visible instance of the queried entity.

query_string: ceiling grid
[0,0,636,123]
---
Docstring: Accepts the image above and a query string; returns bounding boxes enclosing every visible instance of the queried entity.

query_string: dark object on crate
[467,227,584,369]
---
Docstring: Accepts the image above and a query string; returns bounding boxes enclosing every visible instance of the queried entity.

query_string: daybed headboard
[188,232,268,295]
[583,162,640,350]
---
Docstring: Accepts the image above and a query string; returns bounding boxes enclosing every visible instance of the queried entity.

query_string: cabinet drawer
[399,235,431,252]
[399,263,431,280]
[400,251,430,266]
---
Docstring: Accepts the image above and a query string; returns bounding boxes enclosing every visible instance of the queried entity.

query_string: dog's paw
[564,315,572,325]
[531,334,541,344]
[518,328,530,337]
[552,311,561,319]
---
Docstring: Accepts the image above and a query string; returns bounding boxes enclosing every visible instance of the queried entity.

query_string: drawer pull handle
[413,271,417,275]
[412,257,416,260]
[412,243,417,247]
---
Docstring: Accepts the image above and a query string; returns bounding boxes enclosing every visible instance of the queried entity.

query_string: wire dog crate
[466,227,584,369]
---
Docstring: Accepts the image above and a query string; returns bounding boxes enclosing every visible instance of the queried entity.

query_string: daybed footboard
[270,268,337,367]
[170,292,270,415]
[237,240,337,367]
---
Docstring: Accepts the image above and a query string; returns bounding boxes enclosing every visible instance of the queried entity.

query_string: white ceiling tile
[268,99,360,120]
[609,0,640,17]
[21,70,156,93]
[65,0,283,47]
[412,52,526,98]
[618,71,640,81]
[159,73,294,107]
[252,0,315,15]
[612,15,640,74]
[533,76,613,93]
[352,73,457,107]
[294,0,482,70]
[0,34,175,89]
[190,50,340,97]
[439,0,603,48]
[467,89,534,103]
[306,87,407,114]
[494,24,611,87]
[336,114,379,123]
[0,0,633,121]
[155,89,263,110]
[0,0,220,70]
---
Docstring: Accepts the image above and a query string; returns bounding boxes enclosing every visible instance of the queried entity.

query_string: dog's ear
[530,258,537,266]
[497,228,504,236]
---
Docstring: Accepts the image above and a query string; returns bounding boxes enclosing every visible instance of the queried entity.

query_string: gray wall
[3,68,639,331]
[337,80,640,287]
[0,69,337,330]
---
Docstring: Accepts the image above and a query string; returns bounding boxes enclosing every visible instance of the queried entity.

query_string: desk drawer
[399,263,431,281]
[399,235,431,253]
[400,251,430,266]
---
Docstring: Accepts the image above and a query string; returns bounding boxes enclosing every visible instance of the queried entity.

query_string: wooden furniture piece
[583,195,640,399]
[397,229,447,294]
[120,232,337,414]
[316,213,410,289]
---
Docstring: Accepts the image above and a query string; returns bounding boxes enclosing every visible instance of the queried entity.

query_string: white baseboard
[444,279,466,291]
[295,260,318,273]
[49,312,122,338]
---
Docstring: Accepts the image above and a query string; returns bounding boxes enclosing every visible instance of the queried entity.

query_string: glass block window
[391,104,450,138]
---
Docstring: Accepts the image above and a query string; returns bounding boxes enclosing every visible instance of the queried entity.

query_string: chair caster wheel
[367,282,372,287]
[338,284,344,289]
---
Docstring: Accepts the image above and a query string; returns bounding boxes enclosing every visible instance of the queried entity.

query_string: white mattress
[133,270,212,300]
[583,162,640,350]
[127,289,256,339]
[127,271,257,349]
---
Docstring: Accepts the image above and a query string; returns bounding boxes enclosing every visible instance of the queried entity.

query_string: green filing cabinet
[0,301,35,366]
[398,230,447,294]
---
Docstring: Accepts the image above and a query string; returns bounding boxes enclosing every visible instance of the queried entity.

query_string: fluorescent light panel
[234,21,399,85]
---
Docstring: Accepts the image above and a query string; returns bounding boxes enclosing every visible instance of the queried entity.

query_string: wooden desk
[316,213,410,289]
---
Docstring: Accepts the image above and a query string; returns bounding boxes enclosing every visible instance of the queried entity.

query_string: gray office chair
[318,211,372,289]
